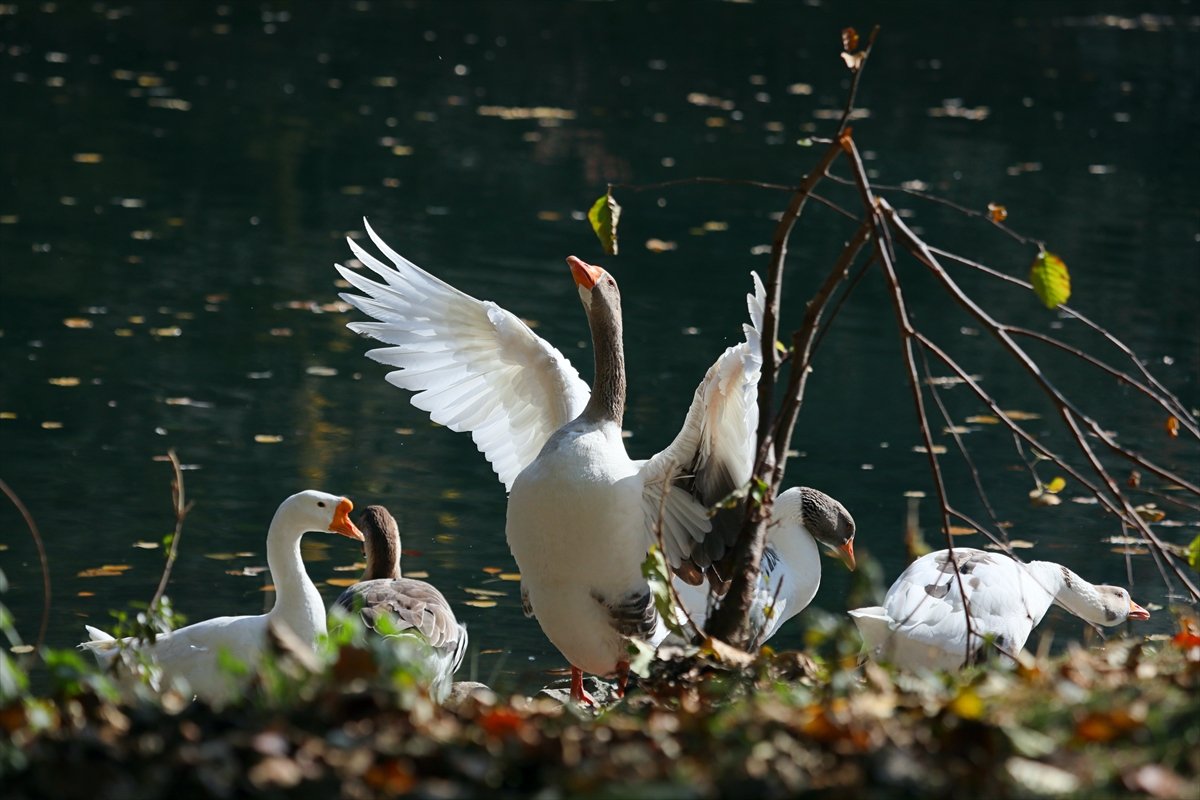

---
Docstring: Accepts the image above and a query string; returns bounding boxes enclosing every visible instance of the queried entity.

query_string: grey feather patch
[592,588,658,639]
[935,550,995,576]
[924,582,951,599]
[521,585,534,619]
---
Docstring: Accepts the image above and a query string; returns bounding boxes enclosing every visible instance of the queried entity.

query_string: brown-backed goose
[334,505,468,702]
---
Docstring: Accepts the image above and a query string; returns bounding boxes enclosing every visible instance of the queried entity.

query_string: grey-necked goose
[81,490,364,706]
[673,486,856,648]
[336,220,844,703]
[849,547,1150,671]
[334,505,467,701]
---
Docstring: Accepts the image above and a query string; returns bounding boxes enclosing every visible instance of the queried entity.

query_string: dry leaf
[464,599,497,609]
[987,203,1008,222]
[1166,416,1179,437]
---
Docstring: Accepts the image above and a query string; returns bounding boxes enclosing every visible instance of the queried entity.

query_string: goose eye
[317,501,327,508]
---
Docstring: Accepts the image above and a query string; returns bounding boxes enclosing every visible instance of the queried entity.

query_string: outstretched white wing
[337,220,591,491]
[642,273,766,569]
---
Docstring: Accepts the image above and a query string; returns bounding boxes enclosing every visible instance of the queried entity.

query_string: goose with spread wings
[337,221,814,703]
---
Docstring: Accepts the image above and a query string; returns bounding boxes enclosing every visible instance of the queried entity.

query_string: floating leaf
[325,577,358,588]
[463,599,497,609]
[1186,534,1200,571]
[404,570,429,579]
[587,193,621,255]
[465,587,505,598]
[254,434,284,444]
[1166,416,1179,438]
[77,564,132,578]
[1029,250,1071,309]
[1029,488,1061,507]
[965,414,1000,425]
[481,566,502,575]
[48,377,81,387]
[498,573,522,581]
[987,203,1008,222]
[1045,476,1066,494]
[1134,504,1166,523]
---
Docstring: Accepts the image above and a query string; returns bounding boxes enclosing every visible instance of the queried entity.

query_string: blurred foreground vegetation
[2,605,1198,800]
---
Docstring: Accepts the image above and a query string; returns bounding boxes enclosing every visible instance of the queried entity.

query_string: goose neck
[1028,561,1104,623]
[264,512,326,639]
[581,301,626,426]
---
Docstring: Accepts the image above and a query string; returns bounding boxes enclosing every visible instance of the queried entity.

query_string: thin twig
[839,131,979,663]
[0,479,49,651]
[607,177,858,222]
[149,450,193,610]
[883,203,1200,600]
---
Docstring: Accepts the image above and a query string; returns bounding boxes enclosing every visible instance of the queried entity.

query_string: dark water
[1,2,1197,690]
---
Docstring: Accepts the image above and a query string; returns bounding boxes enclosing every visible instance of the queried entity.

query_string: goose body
[334,506,468,701]
[673,486,856,648]
[337,221,851,702]
[80,490,363,705]
[849,547,1150,671]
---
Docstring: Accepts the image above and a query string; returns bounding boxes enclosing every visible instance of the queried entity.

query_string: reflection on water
[1,2,1196,690]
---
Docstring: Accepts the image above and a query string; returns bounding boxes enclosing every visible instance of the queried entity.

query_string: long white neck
[264,511,327,642]
[1025,561,1109,625]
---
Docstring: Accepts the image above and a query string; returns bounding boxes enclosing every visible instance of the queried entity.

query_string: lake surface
[2,1,1197,691]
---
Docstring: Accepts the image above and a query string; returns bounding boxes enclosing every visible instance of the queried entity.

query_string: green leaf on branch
[588,193,621,255]
[1030,250,1071,309]
[1187,533,1200,572]
[641,545,684,638]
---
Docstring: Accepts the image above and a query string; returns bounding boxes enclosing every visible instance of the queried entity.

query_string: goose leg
[615,660,631,698]
[570,665,596,706]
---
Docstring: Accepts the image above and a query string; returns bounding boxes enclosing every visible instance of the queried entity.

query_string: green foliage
[1030,249,1071,309]
[1188,533,1200,571]
[587,192,621,255]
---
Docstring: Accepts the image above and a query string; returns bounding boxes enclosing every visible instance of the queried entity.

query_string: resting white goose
[848,547,1151,671]
[672,486,856,648]
[337,221,770,704]
[80,490,364,706]
[334,505,468,702]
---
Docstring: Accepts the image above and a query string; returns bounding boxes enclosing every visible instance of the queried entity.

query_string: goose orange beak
[1128,600,1150,621]
[567,255,604,289]
[836,540,857,571]
[330,497,364,541]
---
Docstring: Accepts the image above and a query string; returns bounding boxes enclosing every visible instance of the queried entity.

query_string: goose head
[780,486,857,571]
[358,505,403,581]
[276,490,364,542]
[1065,583,1151,626]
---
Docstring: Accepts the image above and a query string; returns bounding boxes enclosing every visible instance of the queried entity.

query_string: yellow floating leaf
[63,317,93,329]
[132,541,160,549]
[1166,416,1179,438]
[77,564,132,578]
[911,445,948,454]
[1045,476,1066,494]
[464,599,497,609]
[404,570,429,579]
[948,525,976,536]
[254,434,284,444]
[498,573,522,581]
[1134,504,1166,523]
[72,152,103,164]
[48,377,81,387]
[260,584,276,592]
[1029,250,1071,309]
[333,562,366,572]
[41,421,63,430]
[204,552,255,560]
[702,221,729,232]
[1029,488,1061,507]
[77,591,95,597]
[536,211,562,222]
[1003,410,1042,421]
[479,648,503,655]
[645,238,677,253]
[966,414,1000,425]
[325,577,358,588]
[482,566,502,575]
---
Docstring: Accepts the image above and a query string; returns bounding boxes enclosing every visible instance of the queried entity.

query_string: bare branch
[149,450,193,611]
[0,479,49,651]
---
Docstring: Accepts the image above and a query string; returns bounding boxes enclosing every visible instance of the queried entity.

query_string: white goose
[673,486,856,648]
[337,222,853,703]
[334,505,468,702]
[848,547,1151,671]
[80,490,364,706]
